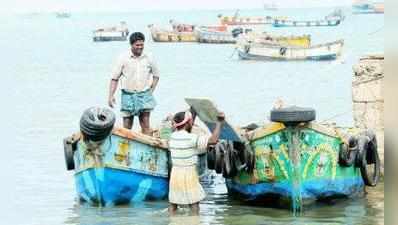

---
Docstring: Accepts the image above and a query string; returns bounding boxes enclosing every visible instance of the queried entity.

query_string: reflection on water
[64,173,383,225]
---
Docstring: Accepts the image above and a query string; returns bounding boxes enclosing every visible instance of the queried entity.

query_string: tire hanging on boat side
[356,131,380,187]
[63,137,76,170]
[80,107,116,142]
[215,142,224,174]
[222,141,237,178]
[244,142,255,173]
[207,146,216,170]
[338,136,358,167]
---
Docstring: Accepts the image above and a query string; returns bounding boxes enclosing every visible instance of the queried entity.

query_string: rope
[320,109,352,123]
[228,47,237,59]
[368,26,383,35]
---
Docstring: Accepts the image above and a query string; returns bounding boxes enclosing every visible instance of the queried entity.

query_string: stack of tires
[207,140,255,178]
[64,107,116,171]
[79,107,116,142]
[338,130,380,186]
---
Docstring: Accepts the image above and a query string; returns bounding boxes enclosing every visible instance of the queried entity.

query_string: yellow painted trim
[250,122,286,141]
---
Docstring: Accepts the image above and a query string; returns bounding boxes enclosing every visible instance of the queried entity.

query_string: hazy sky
[2,0,352,13]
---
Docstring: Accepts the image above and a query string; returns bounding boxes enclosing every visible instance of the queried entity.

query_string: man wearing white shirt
[108,32,159,135]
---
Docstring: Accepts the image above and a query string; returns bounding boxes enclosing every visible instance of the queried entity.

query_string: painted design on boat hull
[226,123,365,207]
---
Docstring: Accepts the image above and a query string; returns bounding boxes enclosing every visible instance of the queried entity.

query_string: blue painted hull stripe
[226,177,364,200]
[75,167,168,205]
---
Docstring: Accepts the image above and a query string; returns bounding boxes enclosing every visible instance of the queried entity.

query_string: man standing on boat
[108,32,159,135]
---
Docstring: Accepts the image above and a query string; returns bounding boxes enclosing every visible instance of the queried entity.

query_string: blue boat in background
[63,107,207,206]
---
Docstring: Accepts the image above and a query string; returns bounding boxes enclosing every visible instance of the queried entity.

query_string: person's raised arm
[208,112,225,145]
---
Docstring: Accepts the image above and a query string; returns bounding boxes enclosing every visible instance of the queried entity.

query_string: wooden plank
[185,97,242,142]
[112,127,169,149]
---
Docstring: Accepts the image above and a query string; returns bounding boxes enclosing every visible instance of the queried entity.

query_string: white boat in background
[93,22,129,42]
[237,39,344,61]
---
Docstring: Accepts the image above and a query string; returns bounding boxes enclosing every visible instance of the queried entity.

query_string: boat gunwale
[241,39,344,50]
[74,164,169,178]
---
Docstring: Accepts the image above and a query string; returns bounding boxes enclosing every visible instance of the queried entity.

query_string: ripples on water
[62,174,383,225]
[1,6,383,225]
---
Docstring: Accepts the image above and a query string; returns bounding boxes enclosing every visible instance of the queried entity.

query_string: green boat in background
[189,99,381,211]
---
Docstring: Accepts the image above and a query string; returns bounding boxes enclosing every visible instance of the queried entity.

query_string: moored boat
[196,28,310,47]
[272,18,341,27]
[218,13,285,26]
[353,1,384,14]
[148,24,198,42]
[187,100,381,210]
[196,28,236,44]
[237,39,344,61]
[241,31,311,48]
[64,107,208,206]
[93,21,129,42]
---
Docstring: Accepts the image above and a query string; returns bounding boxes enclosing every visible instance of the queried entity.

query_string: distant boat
[148,24,198,42]
[272,18,341,27]
[237,39,344,61]
[218,14,280,26]
[352,0,384,14]
[55,12,71,18]
[373,2,384,13]
[93,21,129,42]
[196,28,311,47]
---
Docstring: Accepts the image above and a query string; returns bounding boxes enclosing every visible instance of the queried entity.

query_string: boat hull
[75,167,168,205]
[93,36,127,42]
[238,51,338,61]
[226,123,365,208]
[237,40,343,61]
[72,129,207,206]
[150,28,198,42]
[226,177,364,206]
[272,19,341,27]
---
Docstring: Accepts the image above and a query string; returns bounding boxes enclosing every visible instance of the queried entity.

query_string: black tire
[357,134,380,186]
[247,149,255,173]
[215,142,224,174]
[222,141,237,178]
[207,146,216,170]
[231,28,243,38]
[279,47,287,56]
[270,106,316,124]
[243,142,255,173]
[80,107,116,142]
[338,136,358,167]
[63,137,75,170]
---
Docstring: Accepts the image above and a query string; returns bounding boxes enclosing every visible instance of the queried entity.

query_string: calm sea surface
[0,7,383,225]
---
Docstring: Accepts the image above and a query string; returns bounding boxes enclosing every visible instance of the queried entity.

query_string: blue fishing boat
[64,107,207,206]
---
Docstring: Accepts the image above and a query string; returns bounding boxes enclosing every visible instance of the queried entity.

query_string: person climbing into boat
[108,32,160,135]
[168,109,225,215]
